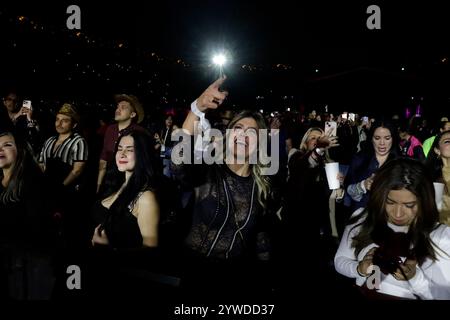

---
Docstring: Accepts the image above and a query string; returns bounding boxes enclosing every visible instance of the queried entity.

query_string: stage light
[212,54,227,66]
[212,53,228,78]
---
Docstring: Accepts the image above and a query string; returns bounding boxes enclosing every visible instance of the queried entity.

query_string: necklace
[206,171,256,258]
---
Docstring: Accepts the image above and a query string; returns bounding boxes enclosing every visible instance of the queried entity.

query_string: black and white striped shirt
[39,133,88,166]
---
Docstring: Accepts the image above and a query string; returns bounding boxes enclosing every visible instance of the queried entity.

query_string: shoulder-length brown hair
[350,158,442,265]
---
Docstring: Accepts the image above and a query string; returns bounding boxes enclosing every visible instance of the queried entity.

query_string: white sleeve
[334,234,359,279]
[409,226,450,300]
[334,216,366,282]
[346,181,367,202]
[407,267,433,300]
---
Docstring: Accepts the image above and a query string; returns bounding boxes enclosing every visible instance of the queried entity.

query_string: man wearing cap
[39,103,88,188]
[97,94,146,193]
[39,103,88,247]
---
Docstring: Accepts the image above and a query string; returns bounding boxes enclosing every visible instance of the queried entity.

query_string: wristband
[191,100,211,131]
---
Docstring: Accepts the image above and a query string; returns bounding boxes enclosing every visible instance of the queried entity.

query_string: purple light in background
[416,104,421,116]
[405,108,411,119]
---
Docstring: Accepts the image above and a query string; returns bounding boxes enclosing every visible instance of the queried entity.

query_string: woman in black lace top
[172,77,273,262]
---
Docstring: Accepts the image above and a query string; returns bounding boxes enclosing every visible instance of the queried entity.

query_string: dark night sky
[2,1,450,116]
[6,1,450,64]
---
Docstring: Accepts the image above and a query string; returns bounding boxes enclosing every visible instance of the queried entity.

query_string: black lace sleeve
[171,135,213,189]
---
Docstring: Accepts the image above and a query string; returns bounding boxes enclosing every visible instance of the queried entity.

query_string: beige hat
[114,94,144,123]
[58,103,80,123]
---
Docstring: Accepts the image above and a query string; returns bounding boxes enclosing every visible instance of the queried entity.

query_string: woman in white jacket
[335,158,450,300]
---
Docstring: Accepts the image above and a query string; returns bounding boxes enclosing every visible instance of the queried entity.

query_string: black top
[0,172,53,249]
[172,155,270,261]
[284,149,331,237]
[91,200,142,249]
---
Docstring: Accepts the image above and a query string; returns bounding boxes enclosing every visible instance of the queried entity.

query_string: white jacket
[334,208,450,300]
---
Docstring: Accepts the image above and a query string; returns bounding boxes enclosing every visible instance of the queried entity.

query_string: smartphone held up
[325,121,337,137]
[22,100,32,110]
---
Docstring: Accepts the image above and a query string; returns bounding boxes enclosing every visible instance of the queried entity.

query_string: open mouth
[118,160,128,164]
[234,137,247,147]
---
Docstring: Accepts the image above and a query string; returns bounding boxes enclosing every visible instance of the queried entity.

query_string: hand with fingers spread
[196,76,228,112]
[316,133,339,150]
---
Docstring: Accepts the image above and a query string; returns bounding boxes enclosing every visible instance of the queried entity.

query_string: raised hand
[316,134,339,149]
[364,173,375,191]
[196,76,228,112]
[20,106,33,121]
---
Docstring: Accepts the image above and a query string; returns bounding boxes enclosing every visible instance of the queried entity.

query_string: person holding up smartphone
[2,92,41,155]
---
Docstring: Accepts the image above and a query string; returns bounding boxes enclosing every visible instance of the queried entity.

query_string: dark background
[1,1,449,119]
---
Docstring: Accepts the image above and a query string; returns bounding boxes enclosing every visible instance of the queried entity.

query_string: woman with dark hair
[345,120,399,211]
[335,158,450,299]
[0,128,54,299]
[426,130,450,225]
[91,130,160,248]
[87,130,161,297]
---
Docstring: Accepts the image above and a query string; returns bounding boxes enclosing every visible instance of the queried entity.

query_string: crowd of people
[0,77,449,301]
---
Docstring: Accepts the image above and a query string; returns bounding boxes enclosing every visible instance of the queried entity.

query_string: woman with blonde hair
[171,77,276,298]
[173,77,272,260]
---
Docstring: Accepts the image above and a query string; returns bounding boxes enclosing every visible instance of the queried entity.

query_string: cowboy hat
[114,94,144,124]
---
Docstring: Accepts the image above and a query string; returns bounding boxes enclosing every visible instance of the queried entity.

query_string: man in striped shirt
[39,103,89,247]
[39,103,88,189]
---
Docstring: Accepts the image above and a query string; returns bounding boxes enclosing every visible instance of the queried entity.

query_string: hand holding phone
[22,100,32,110]
[349,113,355,122]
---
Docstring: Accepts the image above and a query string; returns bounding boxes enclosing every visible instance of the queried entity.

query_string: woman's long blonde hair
[298,127,332,162]
[225,110,271,209]
[299,127,324,153]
